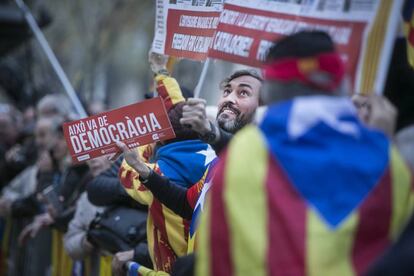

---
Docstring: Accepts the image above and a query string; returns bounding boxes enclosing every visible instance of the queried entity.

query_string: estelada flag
[196,96,414,276]
[403,0,414,68]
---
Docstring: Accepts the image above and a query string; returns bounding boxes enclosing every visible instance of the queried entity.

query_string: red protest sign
[63,97,175,164]
[207,0,403,93]
[208,1,366,87]
[152,0,223,60]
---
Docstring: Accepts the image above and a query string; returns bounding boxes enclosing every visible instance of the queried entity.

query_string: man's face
[216,75,261,133]
[35,120,68,161]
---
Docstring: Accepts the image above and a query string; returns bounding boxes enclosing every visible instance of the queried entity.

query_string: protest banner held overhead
[152,0,223,60]
[208,0,403,94]
[63,97,176,164]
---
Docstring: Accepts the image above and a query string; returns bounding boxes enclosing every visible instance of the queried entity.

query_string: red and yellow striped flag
[155,75,185,111]
[196,105,414,276]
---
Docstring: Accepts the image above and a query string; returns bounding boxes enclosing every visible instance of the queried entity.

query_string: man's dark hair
[220,69,263,89]
[266,31,335,62]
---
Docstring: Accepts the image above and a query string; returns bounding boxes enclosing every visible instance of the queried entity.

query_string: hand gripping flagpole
[14,0,87,118]
[193,58,210,98]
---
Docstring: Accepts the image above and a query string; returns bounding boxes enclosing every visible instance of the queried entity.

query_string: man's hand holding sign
[63,97,175,164]
[115,141,151,179]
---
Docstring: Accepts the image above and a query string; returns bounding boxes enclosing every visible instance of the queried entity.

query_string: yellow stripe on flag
[99,255,113,276]
[224,126,268,276]
[359,0,393,95]
[389,146,414,240]
[138,265,170,275]
[163,206,188,257]
[195,199,212,276]
[155,75,185,106]
[307,210,357,276]
[52,230,73,276]
[120,158,155,205]
[146,215,156,265]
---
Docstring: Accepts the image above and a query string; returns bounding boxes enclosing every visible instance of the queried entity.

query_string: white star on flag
[288,96,360,140]
[197,145,217,166]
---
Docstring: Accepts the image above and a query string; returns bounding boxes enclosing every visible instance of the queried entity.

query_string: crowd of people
[0,30,413,276]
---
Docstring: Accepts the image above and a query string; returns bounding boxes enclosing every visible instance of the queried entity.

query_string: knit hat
[263,31,345,92]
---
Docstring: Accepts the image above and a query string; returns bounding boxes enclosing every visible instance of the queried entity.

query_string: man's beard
[216,103,255,134]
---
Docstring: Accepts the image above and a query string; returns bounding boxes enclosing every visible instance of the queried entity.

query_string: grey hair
[36,115,65,138]
[36,94,72,118]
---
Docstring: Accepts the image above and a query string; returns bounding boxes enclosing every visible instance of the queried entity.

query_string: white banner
[152,0,223,60]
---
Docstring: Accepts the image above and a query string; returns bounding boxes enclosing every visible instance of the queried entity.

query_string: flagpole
[15,0,87,118]
[193,58,210,98]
